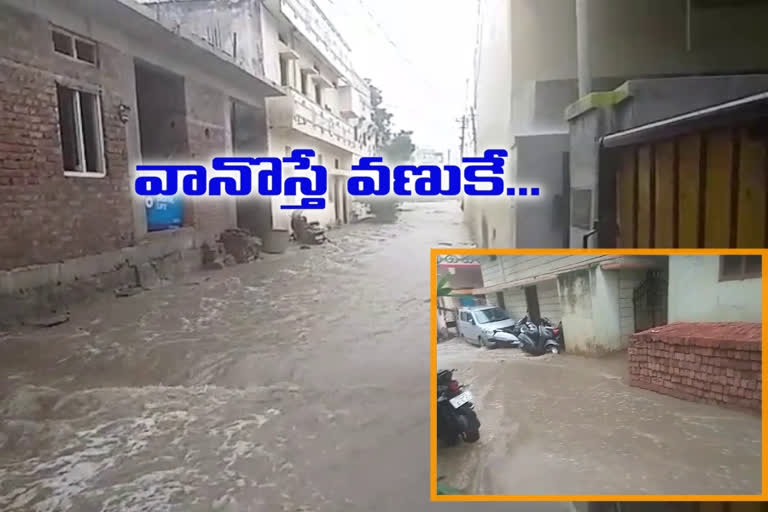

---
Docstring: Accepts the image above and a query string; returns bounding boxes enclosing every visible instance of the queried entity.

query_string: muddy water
[437,338,761,495]
[0,203,570,512]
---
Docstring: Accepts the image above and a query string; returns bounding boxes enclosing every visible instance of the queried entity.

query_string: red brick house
[0,0,283,323]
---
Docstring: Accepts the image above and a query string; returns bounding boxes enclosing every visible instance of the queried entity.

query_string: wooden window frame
[718,255,762,282]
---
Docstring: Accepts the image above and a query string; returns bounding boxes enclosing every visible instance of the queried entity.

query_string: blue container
[146,195,184,231]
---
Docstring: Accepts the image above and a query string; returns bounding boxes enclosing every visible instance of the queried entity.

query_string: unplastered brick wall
[0,5,135,270]
[629,322,761,413]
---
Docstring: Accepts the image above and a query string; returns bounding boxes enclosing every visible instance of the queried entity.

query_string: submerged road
[0,202,571,512]
[437,338,761,495]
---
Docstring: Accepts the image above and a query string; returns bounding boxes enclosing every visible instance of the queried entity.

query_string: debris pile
[219,228,262,263]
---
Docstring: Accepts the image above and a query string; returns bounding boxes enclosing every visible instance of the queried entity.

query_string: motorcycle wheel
[548,346,560,354]
[462,429,480,443]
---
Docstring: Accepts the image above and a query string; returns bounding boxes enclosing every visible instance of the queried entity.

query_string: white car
[456,305,519,349]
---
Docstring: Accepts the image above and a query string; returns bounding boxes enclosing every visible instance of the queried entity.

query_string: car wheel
[478,336,485,348]
[548,346,560,354]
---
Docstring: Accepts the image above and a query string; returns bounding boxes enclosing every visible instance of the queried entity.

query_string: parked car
[456,305,519,348]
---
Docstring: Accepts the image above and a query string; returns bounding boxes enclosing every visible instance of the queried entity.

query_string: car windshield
[473,307,510,324]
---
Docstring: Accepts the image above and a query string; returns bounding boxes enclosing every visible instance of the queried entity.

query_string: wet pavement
[0,201,573,512]
[436,337,762,495]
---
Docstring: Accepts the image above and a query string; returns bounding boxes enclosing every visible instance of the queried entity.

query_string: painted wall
[557,268,596,353]
[479,255,618,288]
[504,0,768,88]
[557,266,641,353]
[668,256,762,323]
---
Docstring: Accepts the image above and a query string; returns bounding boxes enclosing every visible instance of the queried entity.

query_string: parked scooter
[518,318,565,356]
[437,369,481,446]
[539,317,566,351]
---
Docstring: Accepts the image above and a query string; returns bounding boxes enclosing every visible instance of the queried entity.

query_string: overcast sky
[316,0,478,157]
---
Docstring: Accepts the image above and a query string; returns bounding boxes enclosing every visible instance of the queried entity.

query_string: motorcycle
[518,318,565,356]
[436,369,481,446]
[539,317,566,350]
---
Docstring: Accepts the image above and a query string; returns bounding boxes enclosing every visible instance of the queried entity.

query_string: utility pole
[470,107,477,156]
[458,115,467,159]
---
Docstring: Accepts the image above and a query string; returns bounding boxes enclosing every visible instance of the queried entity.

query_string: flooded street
[0,202,569,512]
[437,338,761,495]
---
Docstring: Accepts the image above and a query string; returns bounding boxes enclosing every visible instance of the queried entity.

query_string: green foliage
[368,82,415,164]
[437,273,452,297]
[382,130,416,165]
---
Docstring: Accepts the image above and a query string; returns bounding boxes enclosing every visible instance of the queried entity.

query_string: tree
[382,130,416,164]
[367,81,415,163]
[437,273,452,297]
[369,82,392,149]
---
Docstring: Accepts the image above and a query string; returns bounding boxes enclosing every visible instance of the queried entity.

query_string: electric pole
[470,107,477,156]
[458,115,466,159]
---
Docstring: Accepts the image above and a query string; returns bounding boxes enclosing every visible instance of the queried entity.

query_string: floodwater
[0,202,571,512]
[437,338,762,495]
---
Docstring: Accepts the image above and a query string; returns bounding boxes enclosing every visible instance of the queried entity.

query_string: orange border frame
[429,248,766,502]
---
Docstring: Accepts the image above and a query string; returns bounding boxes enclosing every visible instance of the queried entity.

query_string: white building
[472,254,762,354]
[144,0,377,234]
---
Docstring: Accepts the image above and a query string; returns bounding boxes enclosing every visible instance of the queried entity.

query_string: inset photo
[432,252,763,500]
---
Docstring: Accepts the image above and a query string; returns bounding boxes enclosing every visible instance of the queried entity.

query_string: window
[56,84,105,176]
[51,28,97,65]
[719,255,761,281]
[334,158,340,169]
[279,57,289,87]
[314,82,322,104]
[300,71,308,95]
[474,307,511,324]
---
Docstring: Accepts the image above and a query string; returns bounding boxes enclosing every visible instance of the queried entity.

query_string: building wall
[480,255,617,288]
[0,4,136,270]
[185,80,237,244]
[668,256,762,323]
[505,0,768,88]
[472,0,768,249]
[148,0,260,75]
[268,128,352,228]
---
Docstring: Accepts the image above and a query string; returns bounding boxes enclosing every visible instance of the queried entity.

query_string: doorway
[134,60,188,232]
[524,285,541,323]
[496,291,506,311]
[230,98,270,237]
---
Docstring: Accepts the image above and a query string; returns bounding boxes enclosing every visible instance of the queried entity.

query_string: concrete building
[470,253,762,354]
[471,255,670,353]
[145,0,377,234]
[412,147,445,166]
[0,0,284,322]
[668,255,762,323]
[469,0,768,249]
[436,254,486,333]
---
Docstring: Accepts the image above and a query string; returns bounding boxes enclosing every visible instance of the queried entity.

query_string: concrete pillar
[575,0,592,98]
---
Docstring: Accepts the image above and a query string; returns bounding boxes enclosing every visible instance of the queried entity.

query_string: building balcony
[269,88,364,154]
[277,0,368,92]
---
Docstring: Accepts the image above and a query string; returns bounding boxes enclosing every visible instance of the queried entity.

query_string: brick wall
[185,80,236,244]
[0,5,135,270]
[629,322,762,413]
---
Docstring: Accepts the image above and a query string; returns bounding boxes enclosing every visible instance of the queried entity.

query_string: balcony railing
[271,88,366,154]
[280,0,368,92]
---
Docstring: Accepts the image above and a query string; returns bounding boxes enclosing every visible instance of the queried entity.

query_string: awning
[601,90,768,149]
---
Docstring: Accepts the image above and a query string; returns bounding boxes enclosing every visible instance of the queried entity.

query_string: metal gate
[633,269,668,333]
